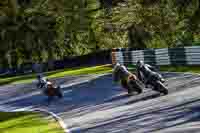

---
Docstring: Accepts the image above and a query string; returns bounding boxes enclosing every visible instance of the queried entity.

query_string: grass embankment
[0,112,64,133]
[128,65,200,73]
[0,65,112,85]
[159,66,200,73]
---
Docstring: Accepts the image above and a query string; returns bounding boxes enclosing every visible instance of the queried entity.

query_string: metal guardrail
[111,46,200,66]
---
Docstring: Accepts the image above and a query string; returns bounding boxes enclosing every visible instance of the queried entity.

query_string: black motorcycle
[146,73,168,95]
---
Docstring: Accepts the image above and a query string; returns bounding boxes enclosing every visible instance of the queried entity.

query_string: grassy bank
[128,65,200,74]
[0,112,64,133]
[0,65,112,85]
[159,66,200,73]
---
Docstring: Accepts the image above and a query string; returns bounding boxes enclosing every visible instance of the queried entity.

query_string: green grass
[47,64,112,78]
[128,65,200,74]
[0,112,64,133]
[159,66,200,73]
[0,65,112,85]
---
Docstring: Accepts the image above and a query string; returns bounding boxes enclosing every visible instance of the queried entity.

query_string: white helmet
[47,81,52,85]
[136,60,144,68]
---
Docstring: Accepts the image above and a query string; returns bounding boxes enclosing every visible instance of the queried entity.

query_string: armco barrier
[111,46,200,66]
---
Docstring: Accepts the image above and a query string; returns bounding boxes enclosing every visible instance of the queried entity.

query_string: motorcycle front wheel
[129,80,143,94]
[154,81,168,95]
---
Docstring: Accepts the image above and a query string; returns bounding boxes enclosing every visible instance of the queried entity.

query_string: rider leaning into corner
[36,73,63,104]
[36,74,47,88]
[112,62,143,94]
[113,63,137,83]
[135,60,165,87]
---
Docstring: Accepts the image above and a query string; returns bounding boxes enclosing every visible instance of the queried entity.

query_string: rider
[45,81,56,96]
[36,74,47,88]
[136,60,164,86]
[113,63,138,93]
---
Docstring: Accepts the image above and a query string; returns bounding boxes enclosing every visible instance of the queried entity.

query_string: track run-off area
[1,72,200,133]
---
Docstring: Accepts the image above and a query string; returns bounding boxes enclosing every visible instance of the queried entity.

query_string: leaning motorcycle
[146,73,168,95]
[43,82,63,99]
[37,80,63,103]
[121,75,143,95]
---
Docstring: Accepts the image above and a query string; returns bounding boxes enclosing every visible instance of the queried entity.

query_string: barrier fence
[111,46,200,66]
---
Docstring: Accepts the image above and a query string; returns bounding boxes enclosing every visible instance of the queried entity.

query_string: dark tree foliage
[0,0,199,68]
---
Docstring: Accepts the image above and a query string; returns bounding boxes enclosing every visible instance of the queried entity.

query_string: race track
[1,73,200,133]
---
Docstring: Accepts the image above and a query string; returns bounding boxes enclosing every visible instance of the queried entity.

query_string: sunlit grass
[159,66,200,73]
[0,112,64,133]
[47,64,112,78]
[128,65,200,74]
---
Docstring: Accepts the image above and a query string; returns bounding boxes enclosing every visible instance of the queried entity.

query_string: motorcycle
[121,75,143,95]
[43,81,63,98]
[36,78,63,102]
[145,73,168,95]
[36,76,47,89]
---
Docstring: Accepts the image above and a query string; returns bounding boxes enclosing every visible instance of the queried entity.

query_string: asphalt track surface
[1,73,200,133]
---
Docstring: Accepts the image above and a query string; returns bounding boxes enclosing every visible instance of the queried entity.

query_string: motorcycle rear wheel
[129,80,143,94]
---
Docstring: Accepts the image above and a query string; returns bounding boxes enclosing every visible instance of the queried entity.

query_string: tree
[111,0,200,48]
[0,0,62,68]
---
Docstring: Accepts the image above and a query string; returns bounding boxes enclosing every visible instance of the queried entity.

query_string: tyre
[127,88,134,95]
[121,79,134,95]
[57,92,63,98]
[129,80,143,94]
[43,88,49,96]
[155,81,168,95]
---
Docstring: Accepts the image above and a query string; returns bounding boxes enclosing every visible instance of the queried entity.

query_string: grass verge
[128,65,200,74]
[0,64,112,85]
[0,111,64,133]
[159,66,200,73]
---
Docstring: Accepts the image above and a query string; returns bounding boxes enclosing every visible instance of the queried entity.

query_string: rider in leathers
[37,74,47,88]
[36,74,62,97]
[136,60,164,86]
[113,63,139,93]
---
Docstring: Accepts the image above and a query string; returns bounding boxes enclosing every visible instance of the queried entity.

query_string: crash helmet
[46,81,53,87]
[115,62,121,66]
[136,60,144,68]
[47,81,52,85]
[113,62,121,70]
